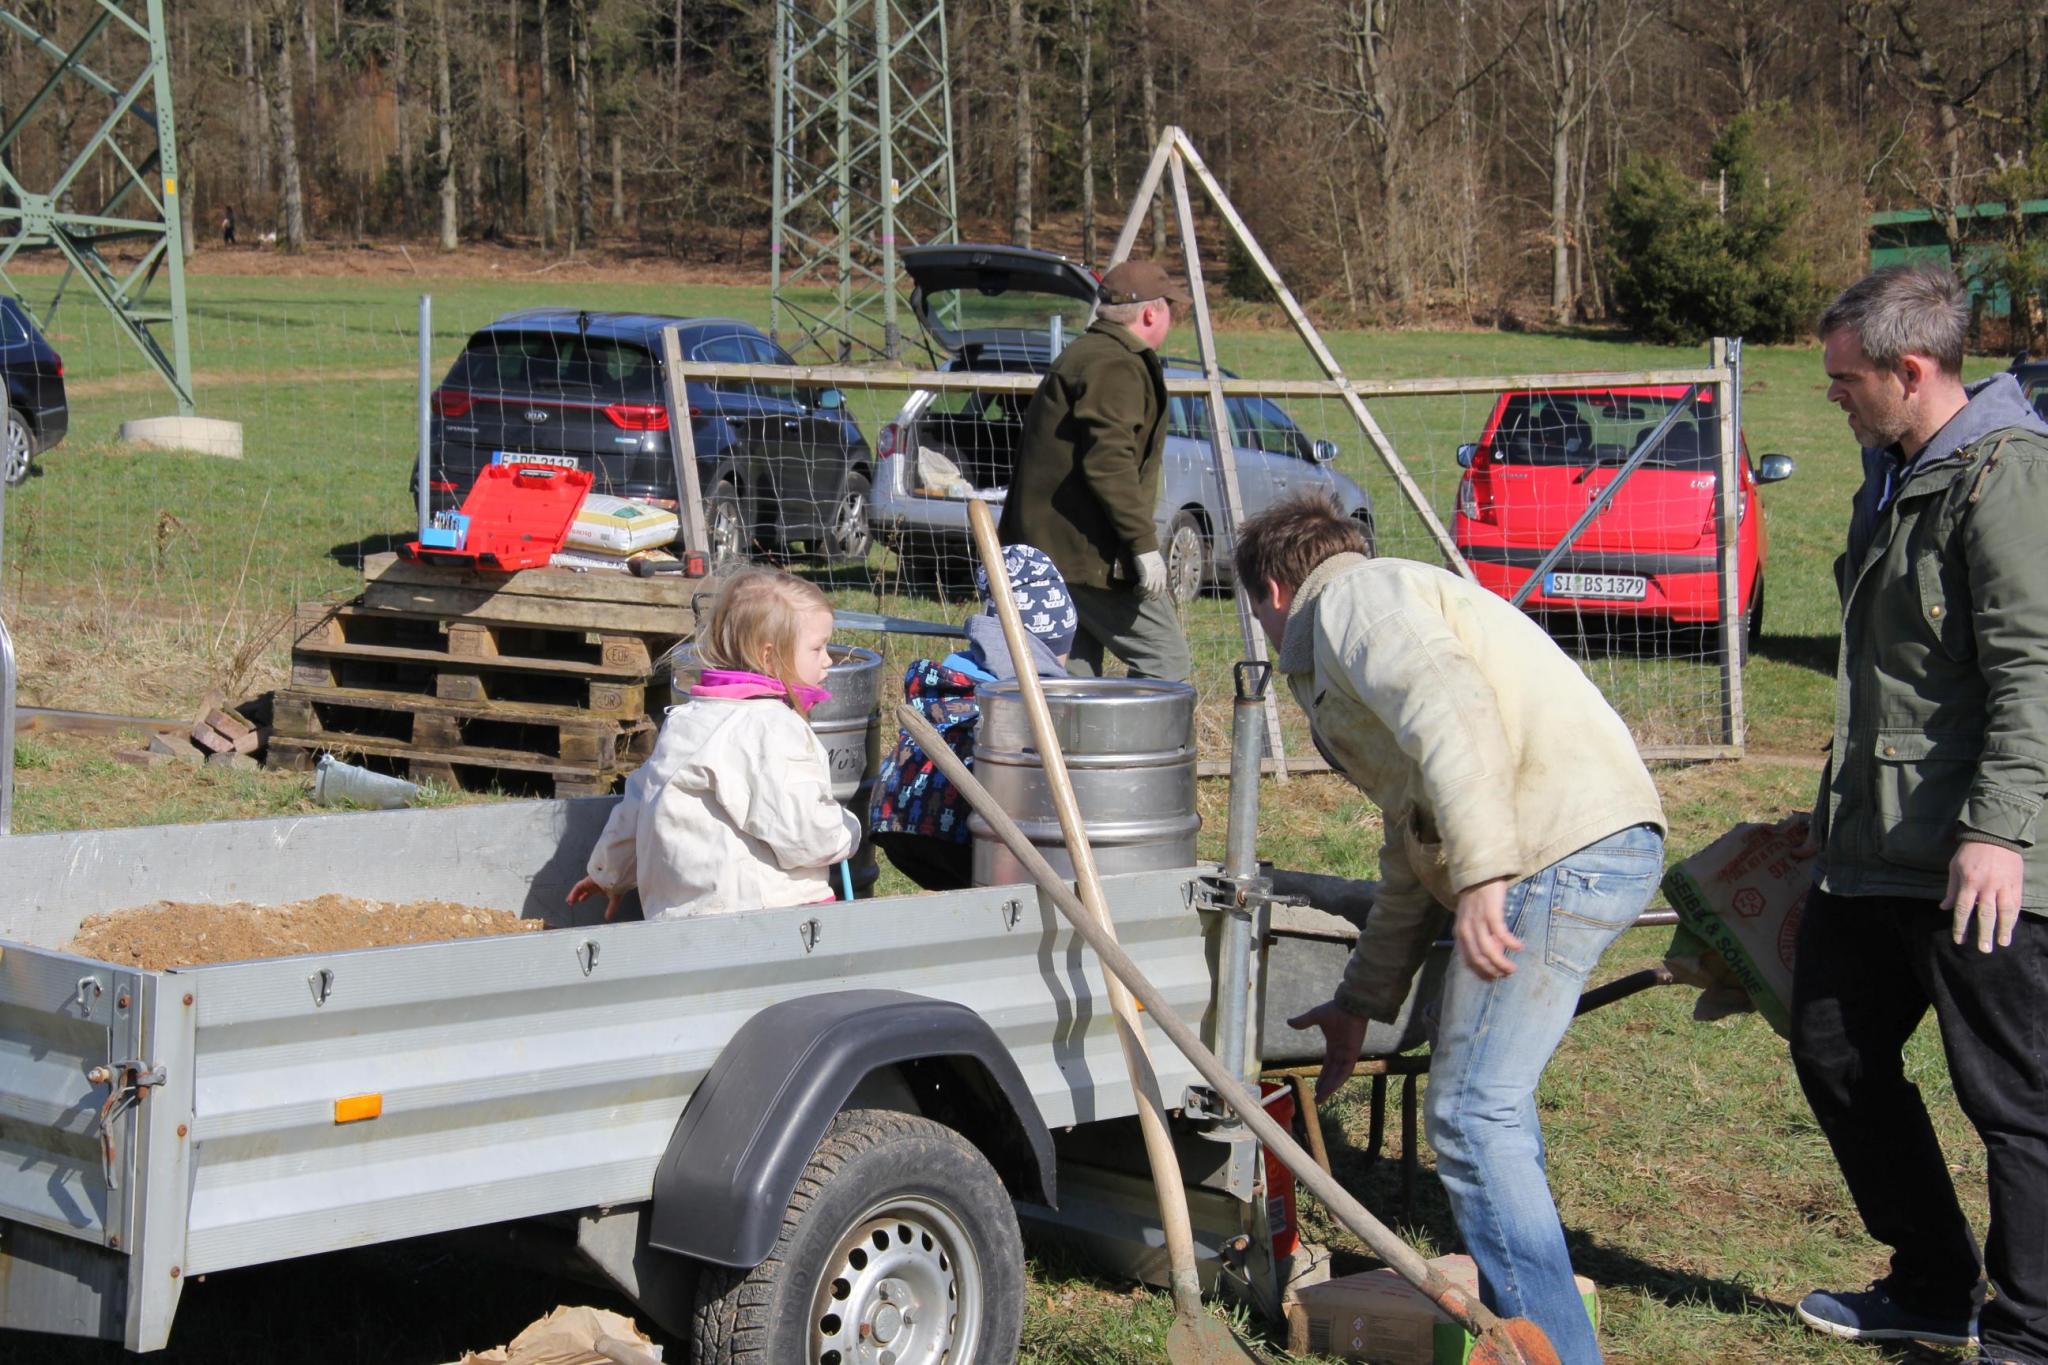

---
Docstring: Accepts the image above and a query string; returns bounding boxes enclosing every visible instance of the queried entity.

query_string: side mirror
[1456,443,1479,469]
[1311,439,1339,463]
[1757,453,1795,484]
[814,387,845,411]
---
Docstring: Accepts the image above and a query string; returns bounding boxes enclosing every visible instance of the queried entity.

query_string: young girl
[569,567,861,920]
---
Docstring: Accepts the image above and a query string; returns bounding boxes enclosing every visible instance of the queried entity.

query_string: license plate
[1544,572,1647,601]
[493,451,578,470]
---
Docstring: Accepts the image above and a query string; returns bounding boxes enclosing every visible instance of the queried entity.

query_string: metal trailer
[0,794,1285,1358]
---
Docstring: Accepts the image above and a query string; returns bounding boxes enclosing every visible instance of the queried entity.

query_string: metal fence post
[417,294,432,538]
[1714,337,1745,750]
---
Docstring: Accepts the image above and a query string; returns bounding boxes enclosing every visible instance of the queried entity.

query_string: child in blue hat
[869,544,1078,891]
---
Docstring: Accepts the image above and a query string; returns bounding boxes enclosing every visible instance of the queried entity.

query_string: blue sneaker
[1796,1284,1976,1346]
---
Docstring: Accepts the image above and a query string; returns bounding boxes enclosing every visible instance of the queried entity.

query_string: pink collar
[691,667,831,711]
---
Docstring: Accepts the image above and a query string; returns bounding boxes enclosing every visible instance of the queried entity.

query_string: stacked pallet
[266,553,696,797]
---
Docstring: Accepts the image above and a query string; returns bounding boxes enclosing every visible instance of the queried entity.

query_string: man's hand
[1134,550,1169,599]
[1453,877,1523,980]
[567,875,626,922]
[1775,810,1820,859]
[1287,1000,1370,1103]
[1946,839,2025,952]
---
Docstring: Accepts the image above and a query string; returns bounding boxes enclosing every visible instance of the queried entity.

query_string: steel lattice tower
[771,0,959,363]
[0,0,193,414]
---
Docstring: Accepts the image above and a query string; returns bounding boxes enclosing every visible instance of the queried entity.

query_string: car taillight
[605,402,671,431]
[877,422,900,460]
[1457,476,1496,524]
[431,388,473,418]
[428,480,458,493]
[52,354,63,378]
[1699,487,1746,536]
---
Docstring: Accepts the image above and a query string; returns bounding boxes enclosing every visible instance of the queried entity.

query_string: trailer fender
[647,989,1056,1268]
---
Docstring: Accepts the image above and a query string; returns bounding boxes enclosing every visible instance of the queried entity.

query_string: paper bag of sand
[455,1305,661,1365]
[66,894,542,969]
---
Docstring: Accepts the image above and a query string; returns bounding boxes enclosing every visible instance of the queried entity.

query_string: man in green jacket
[998,259,1194,681]
[1788,264,2048,1365]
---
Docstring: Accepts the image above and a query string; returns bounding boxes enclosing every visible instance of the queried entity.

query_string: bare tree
[265,10,308,248]
[571,0,596,247]
[1008,0,1034,246]
[1070,0,1098,264]
[541,0,560,249]
[434,0,457,248]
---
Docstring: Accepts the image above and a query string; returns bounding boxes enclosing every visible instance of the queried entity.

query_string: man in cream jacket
[1238,492,1664,1365]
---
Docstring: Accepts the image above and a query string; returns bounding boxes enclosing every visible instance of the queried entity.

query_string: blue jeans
[1424,823,1664,1365]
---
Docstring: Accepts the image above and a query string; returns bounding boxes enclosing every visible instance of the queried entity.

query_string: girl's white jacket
[586,696,862,919]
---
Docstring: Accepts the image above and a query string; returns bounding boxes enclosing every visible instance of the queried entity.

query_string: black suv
[2,297,68,487]
[424,310,871,562]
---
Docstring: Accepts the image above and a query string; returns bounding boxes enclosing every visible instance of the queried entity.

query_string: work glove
[1135,550,1169,600]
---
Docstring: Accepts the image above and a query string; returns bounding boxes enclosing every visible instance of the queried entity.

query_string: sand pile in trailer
[67,895,542,969]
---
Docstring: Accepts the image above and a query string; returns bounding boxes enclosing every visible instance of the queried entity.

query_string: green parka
[1814,373,2048,911]
[998,320,1167,590]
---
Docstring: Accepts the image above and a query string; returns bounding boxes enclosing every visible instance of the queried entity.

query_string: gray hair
[1817,265,1969,375]
[1097,299,1156,326]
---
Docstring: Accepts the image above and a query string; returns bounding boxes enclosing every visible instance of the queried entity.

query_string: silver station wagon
[869,244,1375,603]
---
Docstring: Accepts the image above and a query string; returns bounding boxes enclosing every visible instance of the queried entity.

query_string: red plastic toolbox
[405,463,593,571]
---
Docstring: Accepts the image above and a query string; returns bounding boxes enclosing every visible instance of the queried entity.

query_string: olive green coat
[998,321,1167,590]
[1813,375,2048,912]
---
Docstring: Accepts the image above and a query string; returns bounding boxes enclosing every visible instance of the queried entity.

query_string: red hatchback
[1452,385,1794,649]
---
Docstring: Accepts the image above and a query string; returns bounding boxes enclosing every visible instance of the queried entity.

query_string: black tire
[822,471,873,563]
[706,479,749,572]
[1163,509,1206,607]
[3,409,31,488]
[1744,578,1764,660]
[691,1108,1025,1365]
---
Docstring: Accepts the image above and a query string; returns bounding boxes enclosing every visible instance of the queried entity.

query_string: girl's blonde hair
[696,567,833,711]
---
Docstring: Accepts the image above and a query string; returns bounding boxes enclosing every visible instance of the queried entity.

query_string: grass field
[0,268,2007,1363]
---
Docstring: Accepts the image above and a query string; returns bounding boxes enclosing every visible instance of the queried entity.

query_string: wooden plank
[272,683,638,733]
[356,582,692,637]
[1109,127,1178,268]
[1172,130,1473,577]
[361,552,695,608]
[294,634,654,682]
[293,608,666,679]
[267,733,622,783]
[1165,148,1290,784]
[1713,338,1745,752]
[662,325,712,560]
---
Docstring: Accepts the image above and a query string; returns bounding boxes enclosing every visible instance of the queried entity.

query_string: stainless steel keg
[969,676,1199,884]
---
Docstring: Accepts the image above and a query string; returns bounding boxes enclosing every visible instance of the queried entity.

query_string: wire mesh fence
[0,277,1744,775]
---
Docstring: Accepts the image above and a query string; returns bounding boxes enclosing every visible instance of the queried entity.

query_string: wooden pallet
[291,603,662,719]
[266,686,656,797]
[265,738,624,799]
[359,551,697,638]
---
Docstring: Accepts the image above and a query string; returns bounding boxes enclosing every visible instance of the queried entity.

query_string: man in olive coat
[1787,264,2048,1365]
[998,258,1194,681]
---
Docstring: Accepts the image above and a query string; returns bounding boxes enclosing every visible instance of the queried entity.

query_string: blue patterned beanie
[976,544,1079,657]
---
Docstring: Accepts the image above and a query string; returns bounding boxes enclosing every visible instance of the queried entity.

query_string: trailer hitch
[89,1059,165,1192]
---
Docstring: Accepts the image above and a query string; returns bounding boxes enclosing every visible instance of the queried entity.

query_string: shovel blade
[1469,1317,1564,1365]
[1164,1312,1264,1364]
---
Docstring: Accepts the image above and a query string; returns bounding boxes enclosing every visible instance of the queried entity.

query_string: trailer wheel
[691,1108,1024,1365]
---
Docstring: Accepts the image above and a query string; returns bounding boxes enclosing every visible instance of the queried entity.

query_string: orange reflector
[333,1093,383,1124]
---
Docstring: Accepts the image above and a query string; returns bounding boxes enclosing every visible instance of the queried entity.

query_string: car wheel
[3,410,31,488]
[822,471,872,563]
[1164,510,1206,607]
[706,480,748,572]
[691,1108,1024,1365]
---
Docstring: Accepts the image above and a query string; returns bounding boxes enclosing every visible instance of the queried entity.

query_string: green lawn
[0,273,2002,1364]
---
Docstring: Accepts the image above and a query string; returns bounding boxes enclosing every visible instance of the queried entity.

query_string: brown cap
[1097,259,1192,307]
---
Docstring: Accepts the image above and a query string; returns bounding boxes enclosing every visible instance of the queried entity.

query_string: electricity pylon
[771,0,959,362]
[0,0,194,414]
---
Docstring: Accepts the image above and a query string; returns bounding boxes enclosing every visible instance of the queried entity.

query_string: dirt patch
[67,894,541,969]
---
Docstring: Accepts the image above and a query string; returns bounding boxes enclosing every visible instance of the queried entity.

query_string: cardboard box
[1287,1254,1598,1364]
[1660,822,1816,1038]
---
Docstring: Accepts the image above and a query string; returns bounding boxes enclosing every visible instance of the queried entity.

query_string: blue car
[420,310,872,564]
[2,297,69,488]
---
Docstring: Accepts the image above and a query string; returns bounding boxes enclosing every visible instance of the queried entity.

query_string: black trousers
[872,831,973,893]
[1790,887,2048,1362]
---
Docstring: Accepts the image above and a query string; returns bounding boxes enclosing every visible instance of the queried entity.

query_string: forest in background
[5,0,2048,327]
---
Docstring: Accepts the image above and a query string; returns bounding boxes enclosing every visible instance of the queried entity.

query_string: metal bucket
[658,643,884,897]
[969,677,1199,885]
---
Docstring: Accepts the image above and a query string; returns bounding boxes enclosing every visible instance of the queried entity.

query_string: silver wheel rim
[834,488,870,557]
[3,417,27,485]
[1166,521,1203,605]
[710,494,746,566]
[808,1193,983,1365]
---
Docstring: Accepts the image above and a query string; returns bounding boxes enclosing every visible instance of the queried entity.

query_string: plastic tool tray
[406,463,593,570]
